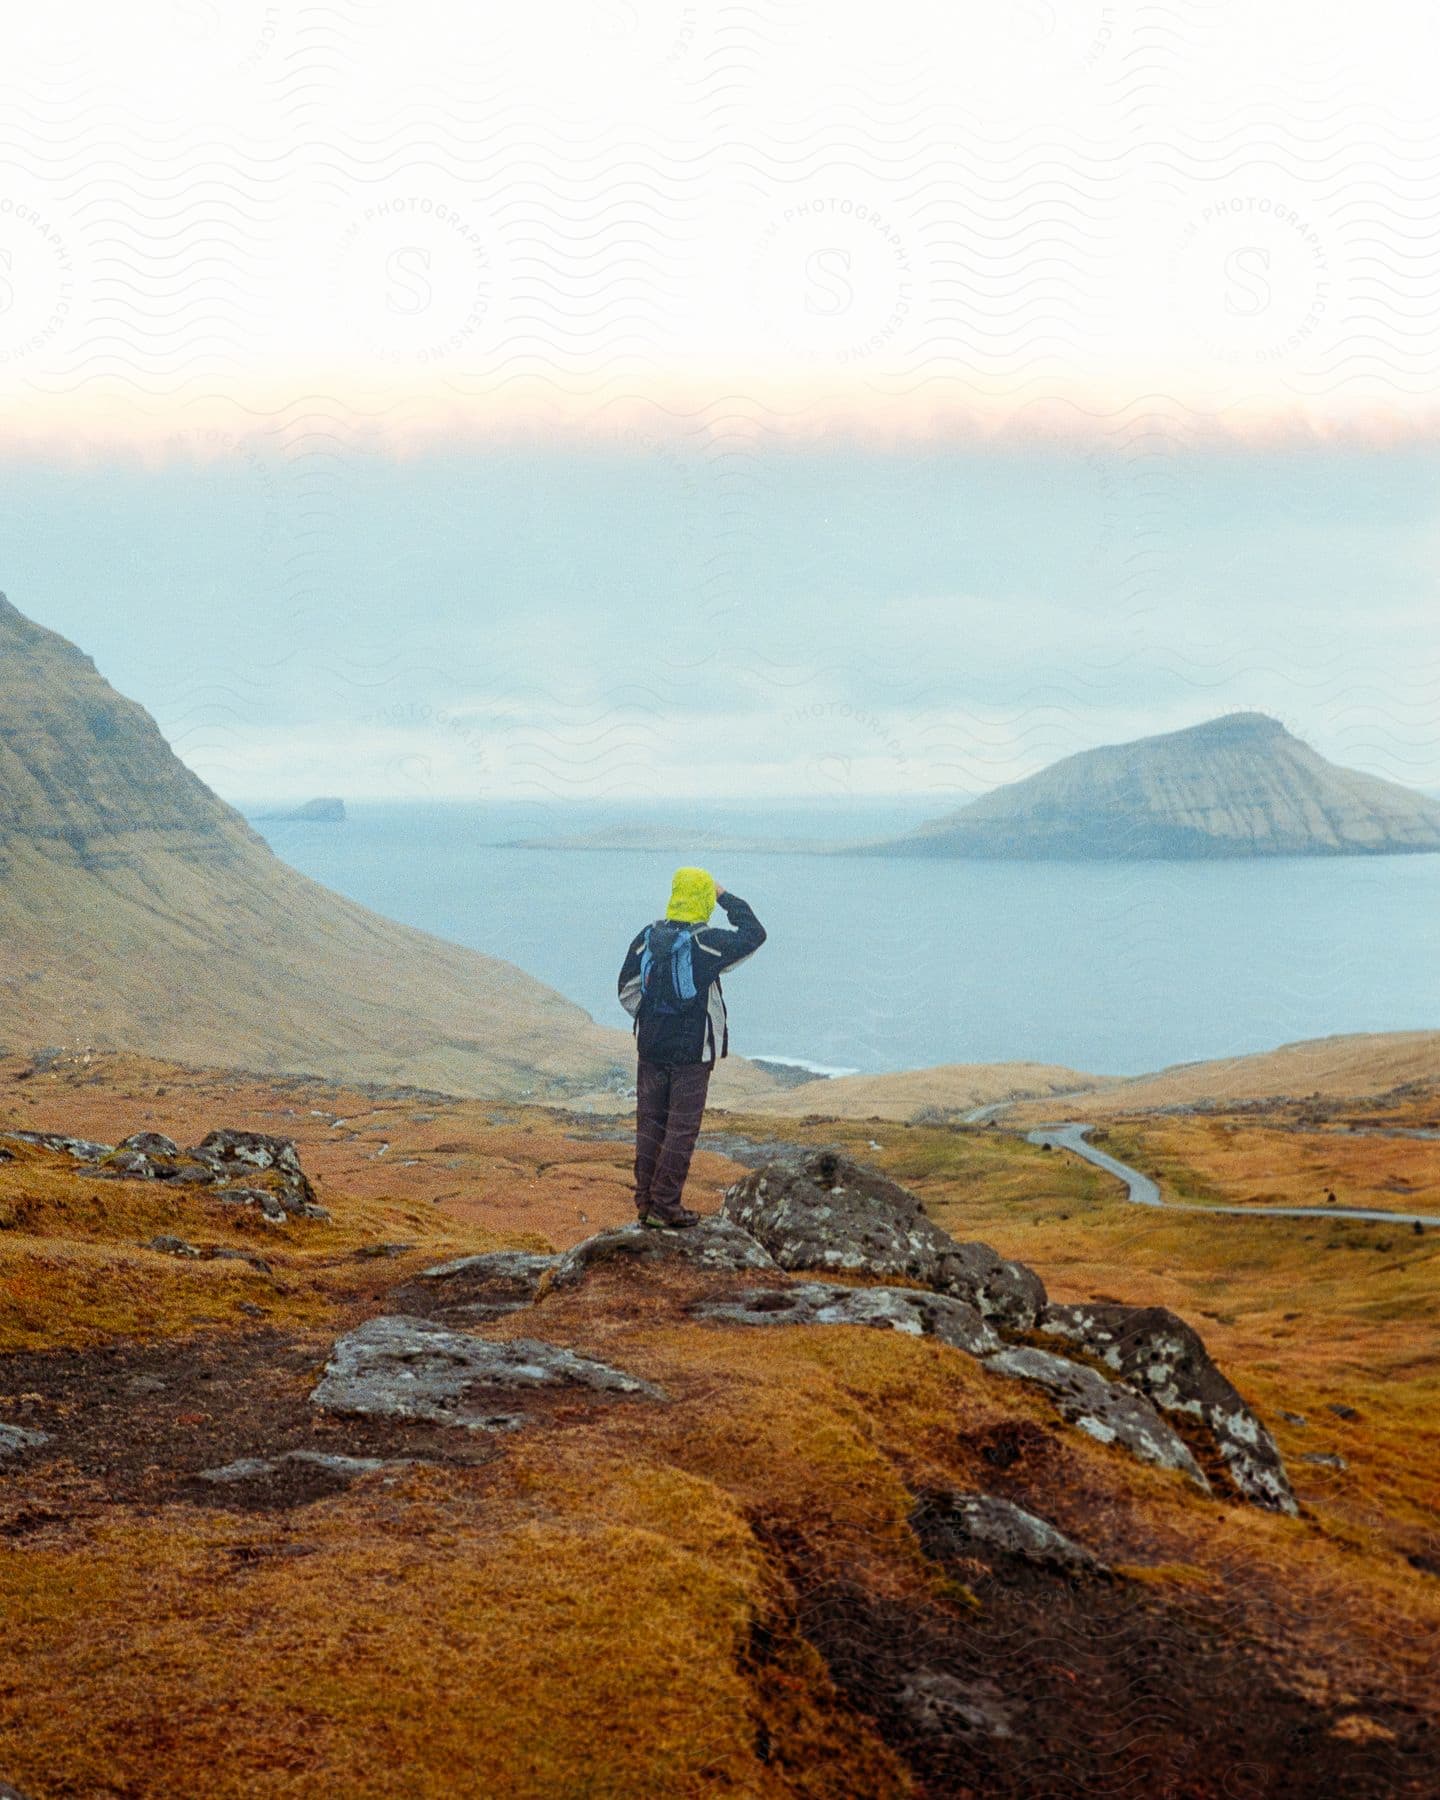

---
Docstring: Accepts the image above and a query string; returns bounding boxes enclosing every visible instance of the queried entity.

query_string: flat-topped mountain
[867,713,1440,860]
[0,595,632,1098]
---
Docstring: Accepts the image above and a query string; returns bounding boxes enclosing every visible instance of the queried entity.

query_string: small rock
[0,1422,51,1458]
[217,1187,289,1222]
[912,1489,1106,1575]
[1300,1452,1348,1470]
[147,1234,201,1258]
[549,1218,777,1290]
[353,1242,416,1260]
[1279,1410,1308,1427]
[898,1670,1015,1741]
[1328,1403,1360,1421]
[983,1346,1210,1490]
[696,1282,998,1356]
[418,1250,559,1287]
[310,1315,665,1428]
[120,1131,181,1157]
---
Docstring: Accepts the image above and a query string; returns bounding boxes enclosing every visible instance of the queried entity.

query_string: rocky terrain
[865,712,1440,859]
[2,1050,1436,1798]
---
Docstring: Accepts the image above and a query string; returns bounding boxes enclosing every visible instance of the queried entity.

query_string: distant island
[260,797,347,824]
[865,713,1440,860]
[510,714,1440,862]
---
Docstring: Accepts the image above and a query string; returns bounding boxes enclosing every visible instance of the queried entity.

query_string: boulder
[120,1131,181,1157]
[310,1315,664,1429]
[720,1149,1045,1328]
[1039,1303,1295,1514]
[192,1130,319,1214]
[419,1250,559,1290]
[983,1346,1210,1490]
[696,1282,998,1356]
[0,1422,50,1458]
[912,1489,1105,1575]
[549,1218,778,1290]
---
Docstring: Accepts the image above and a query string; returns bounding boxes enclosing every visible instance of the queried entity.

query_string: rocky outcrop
[4,1125,328,1223]
[309,1315,664,1429]
[868,711,1440,860]
[695,1282,999,1356]
[912,1489,1105,1575]
[549,1217,779,1290]
[2,1129,110,1162]
[720,1149,1045,1328]
[983,1346,1210,1490]
[0,1423,50,1458]
[1039,1302,1296,1513]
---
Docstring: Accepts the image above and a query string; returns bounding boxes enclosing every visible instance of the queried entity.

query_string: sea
[243,799,1440,1080]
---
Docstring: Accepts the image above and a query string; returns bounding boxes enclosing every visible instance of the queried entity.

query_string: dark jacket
[617,891,766,1066]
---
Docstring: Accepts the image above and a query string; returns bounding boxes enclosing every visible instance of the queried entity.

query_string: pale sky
[2,0,1437,800]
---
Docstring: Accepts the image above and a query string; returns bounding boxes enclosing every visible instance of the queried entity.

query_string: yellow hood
[665,866,717,924]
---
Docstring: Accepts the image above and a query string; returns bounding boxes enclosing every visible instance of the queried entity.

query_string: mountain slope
[867,713,1440,859]
[0,594,636,1098]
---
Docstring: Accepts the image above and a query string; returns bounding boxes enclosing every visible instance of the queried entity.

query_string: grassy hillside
[2,1049,1436,1797]
[0,596,648,1100]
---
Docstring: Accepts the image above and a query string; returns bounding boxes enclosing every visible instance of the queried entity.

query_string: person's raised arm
[699,886,766,974]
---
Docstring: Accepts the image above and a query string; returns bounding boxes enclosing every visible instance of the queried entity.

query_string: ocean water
[244,800,1440,1079]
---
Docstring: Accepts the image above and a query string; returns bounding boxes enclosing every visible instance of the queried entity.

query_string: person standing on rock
[618,867,766,1229]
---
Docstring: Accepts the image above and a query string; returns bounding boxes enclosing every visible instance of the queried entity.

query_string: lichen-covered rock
[720,1148,1045,1328]
[0,1422,50,1458]
[310,1315,664,1428]
[936,1239,1047,1331]
[912,1489,1105,1574]
[419,1250,559,1289]
[1,1128,111,1161]
[1040,1302,1295,1514]
[192,1130,319,1215]
[119,1131,181,1158]
[983,1346,1210,1490]
[550,1218,778,1290]
[696,1281,999,1356]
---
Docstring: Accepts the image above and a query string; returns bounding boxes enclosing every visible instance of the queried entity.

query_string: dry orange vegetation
[1098,1115,1440,1217]
[3,1052,1439,1798]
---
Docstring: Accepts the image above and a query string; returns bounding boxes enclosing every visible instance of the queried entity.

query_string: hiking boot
[639,1205,701,1230]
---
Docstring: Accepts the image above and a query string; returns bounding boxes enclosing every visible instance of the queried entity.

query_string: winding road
[1026,1122,1440,1228]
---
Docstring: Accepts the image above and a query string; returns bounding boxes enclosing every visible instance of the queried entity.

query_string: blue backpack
[639,921,699,1015]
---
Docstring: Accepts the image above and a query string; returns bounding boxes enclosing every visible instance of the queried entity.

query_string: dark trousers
[634,1057,712,1216]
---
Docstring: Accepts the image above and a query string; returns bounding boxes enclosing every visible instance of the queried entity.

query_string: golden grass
[6,1056,1440,1797]
[1102,1116,1440,1216]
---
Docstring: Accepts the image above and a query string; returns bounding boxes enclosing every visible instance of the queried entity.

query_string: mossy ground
[3,1052,1438,1797]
